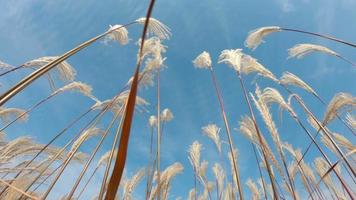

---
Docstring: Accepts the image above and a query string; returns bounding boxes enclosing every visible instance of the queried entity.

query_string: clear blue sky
[0,0,355,199]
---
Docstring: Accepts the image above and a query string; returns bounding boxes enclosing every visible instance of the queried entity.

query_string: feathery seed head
[149,115,157,128]
[106,24,129,45]
[188,141,202,171]
[202,124,221,152]
[245,26,281,50]
[193,51,212,69]
[288,43,339,59]
[161,108,173,122]
[323,93,355,125]
[23,56,76,82]
[280,72,317,96]
[136,17,172,40]
[218,49,243,72]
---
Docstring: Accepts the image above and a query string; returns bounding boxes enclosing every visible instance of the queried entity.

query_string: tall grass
[0,1,354,199]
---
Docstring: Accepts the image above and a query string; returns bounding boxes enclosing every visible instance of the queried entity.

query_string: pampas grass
[245,26,281,50]
[0,4,355,199]
[136,17,171,40]
[323,92,356,126]
[105,24,130,45]
[202,124,222,153]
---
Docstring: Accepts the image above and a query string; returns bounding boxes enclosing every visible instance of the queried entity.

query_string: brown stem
[64,107,123,199]
[281,28,356,48]
[235,72,279,199]
[209,68,244,200]
[0,22,137,107]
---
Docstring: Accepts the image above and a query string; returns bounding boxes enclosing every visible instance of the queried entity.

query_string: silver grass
[149,115,157,128]
[223,182,233,200]
[245,26,281,50]
[97,150,117,167]
[127,72,155,88]
[0,137,34,159]
[314,157,345,199]
[193,51,212,69]
[260,87,292,112]
[228,148,242,198]
[212,163,225,198]
[92,90,149,111]
[198,160,208,183]
[3,175,36,200]
[144,56,167,72]
[239,54,278,81]
[238,116,281,176]
[69,127,103,154]
[202,124,222,153]
[322,93,356,125]
[218,49,243,72]
[138,37,167,59]
[0,107,28,124]
[105,24,129,45]
[0,60,13,69]
[53,81,98,102]
[136,17,171,40]
[198,181,213,200]
[280,72,317,96]
[188,141,202,174]
[23,56,76,82]
[160,163,184,196]
[151,162,184,199]
[188,188,196,200]
[346,114,356,130]
[288,43,339,59]
[246,179,261,200]
[122,168,145,200]
[161,108,173,122]
[332,133,354,152]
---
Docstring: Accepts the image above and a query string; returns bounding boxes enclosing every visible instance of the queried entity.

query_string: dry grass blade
[245,26,281,50]
[104,1,156,199]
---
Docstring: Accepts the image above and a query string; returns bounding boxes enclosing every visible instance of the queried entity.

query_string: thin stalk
[64,107,123,200]
[91,107,125,200]
[0,65,24,77]
[145,125,155,200]
[208,67,244,200]
[280,28,356,48]
[235,72,279,200]
[0,107,93,196]
[104,2,156,198]
[0,178,38,200]
[252,144,268,200]
[20,100,114,197]
[156,70,162,200]
[76,166,99,199]
[289,94,355,199]
[1,91,59,132]
[0,22,137,107]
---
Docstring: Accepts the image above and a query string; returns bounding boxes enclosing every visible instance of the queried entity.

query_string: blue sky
[0,0,355,199]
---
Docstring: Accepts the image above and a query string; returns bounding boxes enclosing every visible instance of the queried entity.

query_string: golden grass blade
[104,1,156,199]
